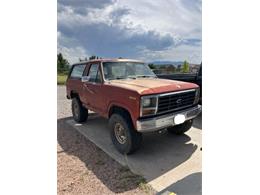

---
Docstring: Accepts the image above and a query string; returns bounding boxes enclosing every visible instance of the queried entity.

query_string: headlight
[143,98,151,107]
[194,88,200,104]
[140,96,158,116]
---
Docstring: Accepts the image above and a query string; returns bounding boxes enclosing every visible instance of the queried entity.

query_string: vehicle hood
[108,78,198,95]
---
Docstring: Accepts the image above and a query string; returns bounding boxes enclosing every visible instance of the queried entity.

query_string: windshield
[102,62,156,80]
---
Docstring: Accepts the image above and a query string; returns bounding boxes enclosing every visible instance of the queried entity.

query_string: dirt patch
[57,86,155,194]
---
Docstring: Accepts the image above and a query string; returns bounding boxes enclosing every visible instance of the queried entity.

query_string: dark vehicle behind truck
[155,65,202,103]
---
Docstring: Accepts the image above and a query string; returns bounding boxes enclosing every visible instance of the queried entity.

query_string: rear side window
[70,65,86,79]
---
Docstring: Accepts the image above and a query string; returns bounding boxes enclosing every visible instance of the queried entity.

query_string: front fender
[107,101,138,129]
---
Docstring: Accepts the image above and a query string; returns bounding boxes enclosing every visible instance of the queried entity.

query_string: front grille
[157,90,196,114]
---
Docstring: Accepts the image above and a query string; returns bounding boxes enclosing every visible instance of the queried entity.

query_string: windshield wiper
[108,75,156,80]
[135,75,157,78]
[107,76,127,80]
[127,75,137,79]
[115,76,126,80]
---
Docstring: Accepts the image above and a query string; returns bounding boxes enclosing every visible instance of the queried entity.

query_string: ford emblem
[176,99,182,104]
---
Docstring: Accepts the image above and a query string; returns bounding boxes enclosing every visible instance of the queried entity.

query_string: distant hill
[149,61,184,66]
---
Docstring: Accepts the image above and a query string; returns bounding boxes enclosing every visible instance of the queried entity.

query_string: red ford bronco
[66,59,201,154]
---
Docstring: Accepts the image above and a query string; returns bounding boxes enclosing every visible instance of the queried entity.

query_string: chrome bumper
[136,105,202,132]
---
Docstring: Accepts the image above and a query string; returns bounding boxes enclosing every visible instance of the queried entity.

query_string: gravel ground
[57,86,155,195]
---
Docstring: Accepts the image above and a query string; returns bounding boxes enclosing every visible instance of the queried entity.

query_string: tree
[182,60,189,73]
[166,65,176,73]
[89,55,101,60]
[159,65,167,69]
[148,63,156,69]
[176,64,182,72]
[89,55,96,60]
[57,53,70,74]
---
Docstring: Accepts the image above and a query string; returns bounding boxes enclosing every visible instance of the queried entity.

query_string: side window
[70,65,86,79]
[88,64,102,83]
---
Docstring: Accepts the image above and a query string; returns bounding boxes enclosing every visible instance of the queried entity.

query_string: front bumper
[136,105,202,132]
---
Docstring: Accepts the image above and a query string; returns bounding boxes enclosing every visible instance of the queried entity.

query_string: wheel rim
[114,123,127,144]
[73,102,79,118]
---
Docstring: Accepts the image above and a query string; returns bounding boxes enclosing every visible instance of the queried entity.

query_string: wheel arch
[108,104,137,129]
[70,90,80,99]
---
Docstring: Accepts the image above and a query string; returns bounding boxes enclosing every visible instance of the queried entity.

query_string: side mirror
[81,76,90,82]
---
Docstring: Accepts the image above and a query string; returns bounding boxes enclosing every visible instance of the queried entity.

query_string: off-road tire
[72,97,88,123]
[167,119,193,135]
[109,112,142,154]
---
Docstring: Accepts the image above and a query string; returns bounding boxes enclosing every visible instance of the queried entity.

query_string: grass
[95,159,105,166]
[138,181,154,194]
[79,171,89,182]
[57,74,68,85]
[118,166,155,194]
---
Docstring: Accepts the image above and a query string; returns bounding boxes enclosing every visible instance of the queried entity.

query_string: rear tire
[72,98,88,123]
[109,112,142,154]
[167,119,193,135]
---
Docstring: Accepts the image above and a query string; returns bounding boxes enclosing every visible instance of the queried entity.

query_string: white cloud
[142,44,201,63]
[57,31,88,63]
[57,0,201,63]
[117,0,201,39]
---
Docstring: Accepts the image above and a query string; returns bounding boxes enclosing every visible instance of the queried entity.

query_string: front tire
[72,98,88,123]
[167,119,193,135]
[109,112,142,154]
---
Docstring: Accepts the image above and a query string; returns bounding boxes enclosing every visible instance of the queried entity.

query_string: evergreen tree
[89,55,97,60]
[148,63,156,69]
[57,53,70,74]
[182,60,189,73]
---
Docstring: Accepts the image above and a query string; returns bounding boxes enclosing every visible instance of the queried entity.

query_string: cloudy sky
[58,0,201,64]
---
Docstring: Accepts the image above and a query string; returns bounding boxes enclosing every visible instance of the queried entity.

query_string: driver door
[82,63,105,114]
